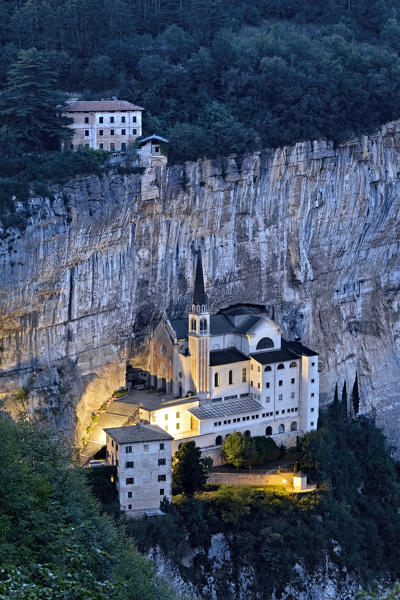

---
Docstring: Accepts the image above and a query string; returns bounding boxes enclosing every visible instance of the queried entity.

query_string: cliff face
[1,121,399,445]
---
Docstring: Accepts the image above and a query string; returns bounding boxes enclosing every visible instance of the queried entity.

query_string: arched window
[242,368,247,382]
[290,421,297,432]
[256,337,274,350]
[265,426,273,436]
[191,318,197,332]
[264,365,272,372]
[277,363,285,370]
[278,424,285,434]
[214,372,219,387]
[200,318,207,332]
[229,370,233,385]
[289,361,297,368]
[225,433,231,440]
[215,435,222,446]
[244,430,251,437]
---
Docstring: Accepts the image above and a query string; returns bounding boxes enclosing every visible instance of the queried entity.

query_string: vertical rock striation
[0,121,399,446]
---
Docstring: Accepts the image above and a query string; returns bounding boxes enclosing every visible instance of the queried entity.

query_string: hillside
[2,0,400,162]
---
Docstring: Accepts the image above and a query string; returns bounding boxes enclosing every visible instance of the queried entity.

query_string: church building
[146,253,319,459]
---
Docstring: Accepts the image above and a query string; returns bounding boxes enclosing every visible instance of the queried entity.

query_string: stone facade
[105,423,173,516]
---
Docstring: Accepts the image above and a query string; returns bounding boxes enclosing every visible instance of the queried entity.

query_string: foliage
[172,441,208,495]
[1,0,400,166]
[352,372,360,416]
[223,431,280,467]
[358,582,400,599]
[0,412,177,600]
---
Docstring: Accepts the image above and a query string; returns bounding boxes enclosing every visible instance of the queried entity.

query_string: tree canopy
[172,440,208,495]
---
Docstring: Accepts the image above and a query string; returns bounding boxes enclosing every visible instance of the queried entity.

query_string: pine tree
[341,381,348,420]
[351,371,360,415]
[0,48,71,152]
[332,382,340,418]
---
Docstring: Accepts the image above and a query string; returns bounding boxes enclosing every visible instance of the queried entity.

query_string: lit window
[152,415,156,422]
[176,423,180,430]
[176,411,180,418]
[165,414,168,420]
[165,425,168,431]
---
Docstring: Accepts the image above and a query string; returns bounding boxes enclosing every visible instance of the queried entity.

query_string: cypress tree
[332,382,340,417]
[351,371,360,415]
[341,381,348,420]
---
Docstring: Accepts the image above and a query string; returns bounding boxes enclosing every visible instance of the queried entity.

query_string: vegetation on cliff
[128,409,400,597]
[0,412,178,600]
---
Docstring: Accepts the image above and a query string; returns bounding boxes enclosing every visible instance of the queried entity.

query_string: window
[256,337,274,350]
[266,382,270,388]
[125,446,132,453]
[99,142,104,149]
[116,444,118,451]
[282,410,285,414]
[144,444,149,451]
[310,421,314,426]
[152,414,156,422]
[191,318,197,331]
[99,116,104,123]
[126,477,134,485]
[158,474,166,481]
[291,421,297,432]
[291,392,295,399]
[132,116,137,122]
[266,396,270,402]
[244,430,251,437]
[278,394,283,401]
[311,392,315,397]
[127,491,132,498]
[264,365,272,372]
[278,424,285,434]
[132,128,137,135]
[251,380,253,387]
[277,363,285,370]
[176,423,180,430]
[312,362,315,366]
[216,435,222,446]
[121,142,126,151]
[126,461,134,468]
[110,143,115,150]
[110,116,114,123]
[121,116,126,123]
[111,440,114,447]
[214,372,219,387]
[229,370,233,385]
[158,458,166,465]
[290,361,297,367]
[266,426,273,436]
[99,129,104,136]
[84,116,89,123]
[69,143,74,150]
[237,417,241,422]
[165,425,168,432]
[85,130,89,136]
[250,364,253,370]
[110,129,114,135]
[121,128,126,135]
[291,378,295,384]
[257,366,260,373]
[279,380,283,386]
[257,382,260,389]
[311,407,314,412]
[165,414,168,420]
[276,411,279,415]
[200,318,207,332]
[160,489,165,495]
[242,368,246,382]
[154,145,160,153]
[84,143,89,148]
[311,378,315,383]
[160,442,164,450]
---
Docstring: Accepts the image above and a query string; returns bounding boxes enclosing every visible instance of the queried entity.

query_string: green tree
[351,372,360,416]
[0,48,71,152]
[223,431,247,468]
[341,380,348,420]
[172,440,208,495]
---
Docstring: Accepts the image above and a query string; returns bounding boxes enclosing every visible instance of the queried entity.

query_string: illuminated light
[282,479,287,484]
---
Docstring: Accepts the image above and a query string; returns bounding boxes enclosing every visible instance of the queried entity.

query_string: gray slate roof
[250,348,299,365]
[104,423,173,444]
[209,347,249,366]
[188,397,262,421]
[65,100,144,112]
[139,134,169,144]
[283,339,319,357]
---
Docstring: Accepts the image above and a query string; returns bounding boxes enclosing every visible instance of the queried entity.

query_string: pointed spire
[193,251,207,307]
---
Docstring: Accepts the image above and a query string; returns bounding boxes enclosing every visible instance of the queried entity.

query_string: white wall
[247,318,281,353]
[209,360,250,399]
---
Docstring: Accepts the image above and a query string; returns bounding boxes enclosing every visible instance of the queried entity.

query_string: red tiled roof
[65,100,145,112]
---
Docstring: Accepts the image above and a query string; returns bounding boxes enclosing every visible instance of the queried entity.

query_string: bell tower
[188,251,210,402]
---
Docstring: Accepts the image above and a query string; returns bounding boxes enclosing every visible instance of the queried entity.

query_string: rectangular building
[64,100,144,151]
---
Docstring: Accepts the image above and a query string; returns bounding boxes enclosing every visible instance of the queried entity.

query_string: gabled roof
[138,134,169,145]
[188,397,262,420]
[104,423,173,444]
[234,315,264,334]
[65,100,145,112]
[209,347,249,366]
[250,348,299,365]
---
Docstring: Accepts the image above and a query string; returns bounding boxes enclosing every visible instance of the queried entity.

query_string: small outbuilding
[138,134,169,165]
